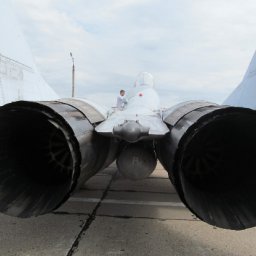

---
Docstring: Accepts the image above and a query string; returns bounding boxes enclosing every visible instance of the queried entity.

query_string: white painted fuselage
[95,72,169,141]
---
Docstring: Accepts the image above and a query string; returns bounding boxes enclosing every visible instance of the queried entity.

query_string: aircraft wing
[2,0,256,233]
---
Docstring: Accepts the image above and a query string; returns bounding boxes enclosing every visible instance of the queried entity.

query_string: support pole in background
[70,52,75,97]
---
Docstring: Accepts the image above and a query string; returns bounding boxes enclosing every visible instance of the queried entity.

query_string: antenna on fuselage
[70,52,75,97]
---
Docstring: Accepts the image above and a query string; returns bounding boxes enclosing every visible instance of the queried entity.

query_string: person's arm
[123,98,128,104]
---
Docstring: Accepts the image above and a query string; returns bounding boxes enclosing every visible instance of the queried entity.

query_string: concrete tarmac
[0,163,256,256]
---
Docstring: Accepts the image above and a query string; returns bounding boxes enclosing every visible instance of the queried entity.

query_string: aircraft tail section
[224,51,256,109]
[0,0,58,105]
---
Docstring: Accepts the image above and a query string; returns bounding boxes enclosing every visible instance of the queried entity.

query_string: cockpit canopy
[134,72,154,88]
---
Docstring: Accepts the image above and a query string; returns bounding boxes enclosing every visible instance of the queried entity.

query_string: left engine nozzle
[0,100,116,218]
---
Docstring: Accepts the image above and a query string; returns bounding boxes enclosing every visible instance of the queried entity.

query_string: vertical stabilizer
[224,52,256,109]
[0,0,58,105]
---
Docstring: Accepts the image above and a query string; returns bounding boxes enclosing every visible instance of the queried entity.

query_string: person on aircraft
[116,89,127,110]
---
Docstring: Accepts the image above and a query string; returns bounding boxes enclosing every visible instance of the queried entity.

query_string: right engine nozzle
[157,102,256,230]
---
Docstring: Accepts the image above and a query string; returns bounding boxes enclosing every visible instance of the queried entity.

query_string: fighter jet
[1,1,256,231]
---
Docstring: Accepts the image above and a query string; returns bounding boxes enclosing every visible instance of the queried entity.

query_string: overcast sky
[11,0,256,107]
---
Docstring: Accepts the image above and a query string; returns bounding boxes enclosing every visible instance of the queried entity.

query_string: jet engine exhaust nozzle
[0,100,116,218]
[157,102,256,230]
